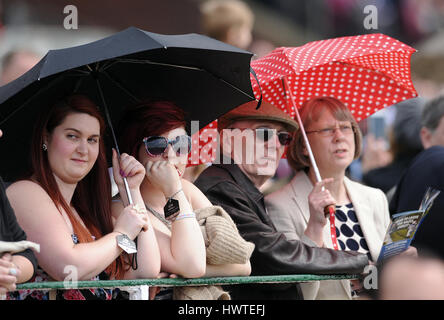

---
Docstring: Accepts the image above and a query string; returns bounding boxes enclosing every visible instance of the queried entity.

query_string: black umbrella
[0,27,257,198]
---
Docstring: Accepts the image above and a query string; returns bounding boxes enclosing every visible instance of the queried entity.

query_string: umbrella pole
[282,78,338,250]
[95,79,133,205]
[282,77,322,183]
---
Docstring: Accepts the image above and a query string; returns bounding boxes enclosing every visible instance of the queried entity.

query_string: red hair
[118,100,187,158]
[30,94,128,279]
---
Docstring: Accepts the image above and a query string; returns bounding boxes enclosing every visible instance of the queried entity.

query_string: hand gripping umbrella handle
[282,77,338,250]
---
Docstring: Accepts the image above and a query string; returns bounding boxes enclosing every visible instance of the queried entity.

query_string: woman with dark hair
[6,95,160,300]
[265,96,396,299]
[117,100,253,300]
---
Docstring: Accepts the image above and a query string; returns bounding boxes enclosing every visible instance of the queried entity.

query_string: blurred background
[1,0,444,192]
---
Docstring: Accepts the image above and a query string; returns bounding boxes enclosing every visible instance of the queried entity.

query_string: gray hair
[422,95,444,131]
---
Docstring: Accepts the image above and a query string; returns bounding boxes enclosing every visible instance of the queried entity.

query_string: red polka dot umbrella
[189,33,418,166]
[254,33,418,250]
[251,33,417,121]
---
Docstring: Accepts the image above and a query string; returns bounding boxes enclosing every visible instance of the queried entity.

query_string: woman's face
[304,109,355,174]
[45,112,101,184]
[137,126,189,178]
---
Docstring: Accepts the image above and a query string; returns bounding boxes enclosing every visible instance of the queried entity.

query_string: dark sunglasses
[255,128,293,146]
[143,135,191,156]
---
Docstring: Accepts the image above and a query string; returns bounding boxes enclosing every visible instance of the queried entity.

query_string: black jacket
[390,146,444,259]
[0,177,38,275]
[195,162,369,299]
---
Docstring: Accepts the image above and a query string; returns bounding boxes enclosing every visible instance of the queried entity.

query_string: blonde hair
[200,0,254,41]
[287,97,363,171]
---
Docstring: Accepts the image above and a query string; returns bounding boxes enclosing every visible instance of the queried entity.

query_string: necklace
[144,202,171,228]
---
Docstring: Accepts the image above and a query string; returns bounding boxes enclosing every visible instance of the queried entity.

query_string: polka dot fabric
[335,203,371,260]
[251,33,417,122]
[188,33,418,166]
[188,120,219,165]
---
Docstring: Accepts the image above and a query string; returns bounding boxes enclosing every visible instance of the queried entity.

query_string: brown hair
[287,96,362,171]
[30,94,127,279]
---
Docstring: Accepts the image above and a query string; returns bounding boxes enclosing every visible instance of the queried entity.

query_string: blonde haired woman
[266,96,391,299]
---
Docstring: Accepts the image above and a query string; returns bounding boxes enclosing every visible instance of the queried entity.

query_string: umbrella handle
[95,78,133,205]
[122,177,134,205]
[114,149,133,205]
[324,204,336,217]
[325,205,339,250]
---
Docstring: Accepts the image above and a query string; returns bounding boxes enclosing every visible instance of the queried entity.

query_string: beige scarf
[172,206,255,300]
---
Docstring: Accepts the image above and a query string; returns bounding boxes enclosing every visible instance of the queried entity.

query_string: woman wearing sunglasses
[265,96,397,299]
[117,101,253,300]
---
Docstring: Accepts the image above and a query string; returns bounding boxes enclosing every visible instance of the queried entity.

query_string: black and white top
[335,203,371,260]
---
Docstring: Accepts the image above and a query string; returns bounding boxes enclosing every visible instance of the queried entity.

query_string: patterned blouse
[7,234,116,300]
[335,203,372,261]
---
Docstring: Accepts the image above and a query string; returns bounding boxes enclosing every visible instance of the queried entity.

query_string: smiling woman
[45,113,100,185]
[265,96,393,300]
[6,94,161,300]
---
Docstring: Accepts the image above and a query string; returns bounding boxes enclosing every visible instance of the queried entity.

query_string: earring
[42,143,47,151]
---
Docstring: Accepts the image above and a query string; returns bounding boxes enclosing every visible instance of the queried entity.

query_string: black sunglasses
[143,135,191,156]
[255,128,293,146]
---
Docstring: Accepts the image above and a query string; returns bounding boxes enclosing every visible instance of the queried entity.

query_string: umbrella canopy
[0,26,255,181]
[251,33,418,120]
[190,33,418,165]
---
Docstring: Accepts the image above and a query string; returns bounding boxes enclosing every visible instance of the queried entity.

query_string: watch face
[116,234,137,254]
[164,198,180,221]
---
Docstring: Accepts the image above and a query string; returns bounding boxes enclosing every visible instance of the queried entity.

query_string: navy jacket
[390,146,444,259]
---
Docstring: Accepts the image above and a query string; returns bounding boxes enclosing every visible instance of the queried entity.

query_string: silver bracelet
[167,188,183,200]
[174,212,196,222]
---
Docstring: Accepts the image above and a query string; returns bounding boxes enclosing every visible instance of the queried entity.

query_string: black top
[194,162,369,300]
[390,146,444,259]
[0,177,37,274]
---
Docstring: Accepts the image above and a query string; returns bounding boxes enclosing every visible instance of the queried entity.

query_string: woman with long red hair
[6,94,160,300]
[117,100,252,300]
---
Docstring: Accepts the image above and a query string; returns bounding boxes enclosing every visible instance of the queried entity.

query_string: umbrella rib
[70,69,91,76]
[100,71,141,104]
[111,58,203,71]
[0,73,82,125]
[334,60,413,90]
[217,78,255,100]
[103,58,255,100]
[98,60,114,72]
[100,60,120,71]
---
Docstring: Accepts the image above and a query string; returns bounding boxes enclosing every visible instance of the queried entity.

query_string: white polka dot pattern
[188,33,418,166]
